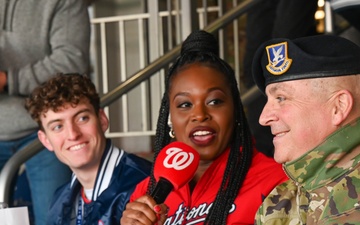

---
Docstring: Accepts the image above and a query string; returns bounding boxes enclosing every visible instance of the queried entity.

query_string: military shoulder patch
[265,41,292,75]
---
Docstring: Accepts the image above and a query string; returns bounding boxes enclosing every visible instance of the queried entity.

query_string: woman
[120,30,288,225]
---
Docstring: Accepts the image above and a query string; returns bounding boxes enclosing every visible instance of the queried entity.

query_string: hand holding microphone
[151,141,200,203]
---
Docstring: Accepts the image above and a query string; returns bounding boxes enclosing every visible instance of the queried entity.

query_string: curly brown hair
[25,73,100,130]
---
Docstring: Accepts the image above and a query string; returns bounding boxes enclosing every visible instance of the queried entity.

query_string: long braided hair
[147,30,253,224]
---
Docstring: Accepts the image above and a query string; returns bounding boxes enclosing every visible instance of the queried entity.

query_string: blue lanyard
[76,196,83,225]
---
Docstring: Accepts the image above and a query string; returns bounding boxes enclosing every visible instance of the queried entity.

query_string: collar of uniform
[70,139,125,201]
[283,117,360,191]
[92,140,124,201]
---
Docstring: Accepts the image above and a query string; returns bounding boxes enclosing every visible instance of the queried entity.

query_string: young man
[252,35,360,224]
[25,73,151,225]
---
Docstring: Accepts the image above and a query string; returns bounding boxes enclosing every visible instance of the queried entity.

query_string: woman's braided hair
[147,30,253,224]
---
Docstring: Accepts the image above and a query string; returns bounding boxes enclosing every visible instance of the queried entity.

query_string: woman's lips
[189,128,216,146]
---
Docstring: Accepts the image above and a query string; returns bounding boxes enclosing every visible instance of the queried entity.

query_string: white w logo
[163,147,194,170]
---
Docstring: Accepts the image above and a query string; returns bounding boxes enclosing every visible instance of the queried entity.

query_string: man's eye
[276,96,286,102]
[79,116,89,122]
[52,124,62,131]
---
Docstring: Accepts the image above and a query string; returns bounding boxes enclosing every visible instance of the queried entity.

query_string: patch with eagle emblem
[265,42,292,75]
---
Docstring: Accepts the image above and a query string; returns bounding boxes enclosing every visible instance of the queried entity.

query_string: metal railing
[0,0,263,205]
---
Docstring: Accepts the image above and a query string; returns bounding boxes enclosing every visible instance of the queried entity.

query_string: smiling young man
[25,73,151,225]
[252,35,360,224]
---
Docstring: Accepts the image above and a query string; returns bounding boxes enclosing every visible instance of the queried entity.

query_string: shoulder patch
[265,42,292,75]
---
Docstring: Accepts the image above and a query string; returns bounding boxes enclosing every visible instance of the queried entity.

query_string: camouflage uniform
[255,117,360,225]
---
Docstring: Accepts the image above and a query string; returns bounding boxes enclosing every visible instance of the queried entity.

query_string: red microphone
[151,141,200,204]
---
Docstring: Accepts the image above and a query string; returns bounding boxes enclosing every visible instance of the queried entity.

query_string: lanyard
[76,188,92,225]
[76,195,83,225]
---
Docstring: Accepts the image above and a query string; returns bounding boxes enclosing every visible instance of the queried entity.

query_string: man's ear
[99,109,109,133]
[38,130,54,151]
[332,90,353,126]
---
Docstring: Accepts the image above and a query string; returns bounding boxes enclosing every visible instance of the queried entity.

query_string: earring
[167,113,175,138]
[169,129,175,138]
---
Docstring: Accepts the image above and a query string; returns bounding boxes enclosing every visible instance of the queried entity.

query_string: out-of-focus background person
[0,0,91,224]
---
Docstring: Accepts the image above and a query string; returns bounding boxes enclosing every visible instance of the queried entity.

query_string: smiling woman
[120,30,288,225]
[169,64,235,162]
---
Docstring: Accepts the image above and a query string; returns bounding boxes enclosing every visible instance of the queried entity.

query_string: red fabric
[131,149,288,225]
[81,188,92,204]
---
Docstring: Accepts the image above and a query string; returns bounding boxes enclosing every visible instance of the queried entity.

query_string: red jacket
[131,149,288,225]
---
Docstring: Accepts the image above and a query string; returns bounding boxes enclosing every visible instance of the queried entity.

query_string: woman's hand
[120,194,168,225]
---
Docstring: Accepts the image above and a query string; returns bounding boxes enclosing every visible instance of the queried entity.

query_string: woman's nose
[191,105,210,122]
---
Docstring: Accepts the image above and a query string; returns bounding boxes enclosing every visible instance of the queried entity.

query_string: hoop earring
[168,113,175,138]
[169,129,175,138]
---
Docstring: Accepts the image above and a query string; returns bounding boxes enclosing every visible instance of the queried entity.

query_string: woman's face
[169,63,235,162]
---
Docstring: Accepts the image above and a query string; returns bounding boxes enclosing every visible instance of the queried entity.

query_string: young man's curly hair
[25,73,100,130]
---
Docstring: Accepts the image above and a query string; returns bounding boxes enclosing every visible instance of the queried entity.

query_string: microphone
[151,141,200,204]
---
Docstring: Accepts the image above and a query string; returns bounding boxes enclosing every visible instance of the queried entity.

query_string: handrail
[0,139,45,204]
[0,0,263,204]
[101,0,263,107]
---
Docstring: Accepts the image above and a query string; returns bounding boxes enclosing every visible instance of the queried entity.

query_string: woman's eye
[208,99,223,105]
[178,102,192,108]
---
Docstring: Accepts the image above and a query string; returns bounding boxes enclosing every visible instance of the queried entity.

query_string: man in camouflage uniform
[251,35,360,224]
